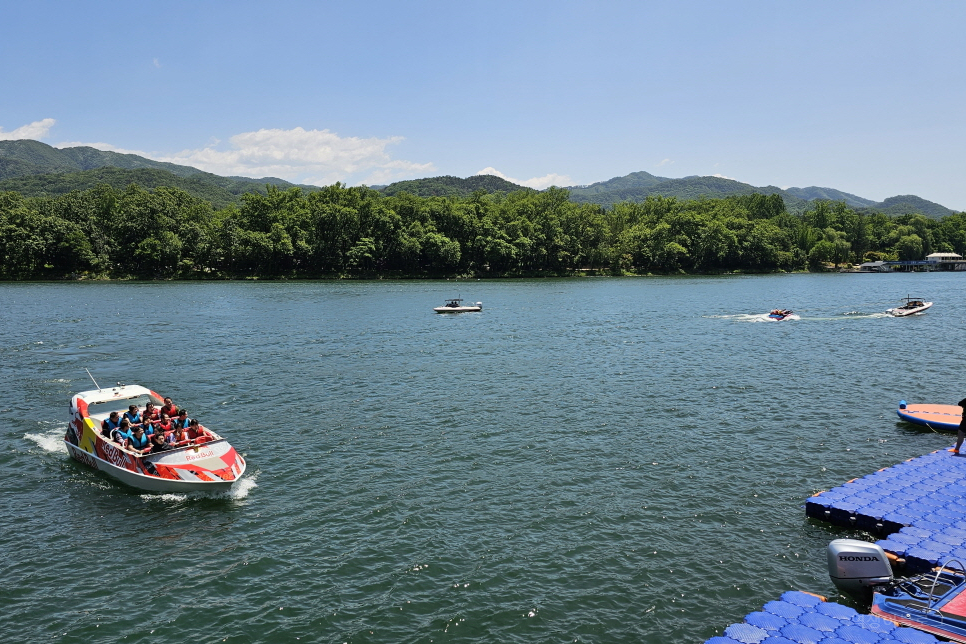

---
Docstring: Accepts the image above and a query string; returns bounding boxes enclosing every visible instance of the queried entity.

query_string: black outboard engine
[827,539,893,602]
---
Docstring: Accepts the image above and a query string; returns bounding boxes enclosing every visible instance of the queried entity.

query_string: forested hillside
[566,172,956,218]
[2,182,965,280]
[0,167,305,209]
[0,140,312,206]
[2,141,957,218]
[0,139,207,178]
[377,174,530,197]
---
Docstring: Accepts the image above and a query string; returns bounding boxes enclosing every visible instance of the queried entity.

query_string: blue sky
[2,1,964,209]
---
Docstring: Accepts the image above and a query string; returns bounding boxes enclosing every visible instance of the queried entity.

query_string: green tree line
[1,183,965,279]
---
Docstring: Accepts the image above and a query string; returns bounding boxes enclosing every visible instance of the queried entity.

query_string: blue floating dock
[706,446,966,643]
[806,446,966,572]
[705,590,942,643]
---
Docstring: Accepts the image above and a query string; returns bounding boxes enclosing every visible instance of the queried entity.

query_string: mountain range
[0,139,312,209]
[0,140,958,218]
[561,172,956,218]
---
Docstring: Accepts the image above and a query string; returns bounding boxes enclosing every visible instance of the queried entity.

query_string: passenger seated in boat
[140,415,157,435]
[150,427,169,452]
[112,419,132,446]
[144,401,161,421]
[188,419,210,444]
[155,413,174,436]
[127,425,152,455]
[172,410,191,430]
[124,405,141,425]
[169,425,190,448]
[101,411,122,438]
[160,397,178,418]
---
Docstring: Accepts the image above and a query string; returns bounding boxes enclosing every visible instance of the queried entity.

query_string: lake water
[2,273,965,643]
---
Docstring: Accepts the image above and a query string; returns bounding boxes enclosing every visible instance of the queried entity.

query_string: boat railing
[920,559,966,618]
[143,437,224,460]
[96,428,222,458]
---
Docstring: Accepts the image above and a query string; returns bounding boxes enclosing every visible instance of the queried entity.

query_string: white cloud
[712,173,736,181]
[0,118,56,140]
[657,158,673,167]
[153,58,161,68]
[160,127,434,185]
[58,126,434,186]
[476,167,573,190]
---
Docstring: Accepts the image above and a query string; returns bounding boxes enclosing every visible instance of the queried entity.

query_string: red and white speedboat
[64,384,246,492]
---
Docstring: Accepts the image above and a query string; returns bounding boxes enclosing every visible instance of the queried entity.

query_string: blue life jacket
[111,428,130,443]
[124,411,141,424]
[173,417,191,430]
[102,417,121,432]
[129,432,150,449]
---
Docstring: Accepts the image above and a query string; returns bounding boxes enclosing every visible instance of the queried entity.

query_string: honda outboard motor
[827,539,893,602]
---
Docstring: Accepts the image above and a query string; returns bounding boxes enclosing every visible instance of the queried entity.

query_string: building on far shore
[843,253,966,273]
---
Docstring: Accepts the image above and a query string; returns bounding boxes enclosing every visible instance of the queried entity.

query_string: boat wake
[138,472,258,503]
[711,311,894,322]
[709,313,800,323]
[24,427,68,454]
[842,311,891,319]
[805,312,893,321]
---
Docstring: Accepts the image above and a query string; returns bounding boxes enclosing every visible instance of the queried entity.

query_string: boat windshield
[85,394,157,417]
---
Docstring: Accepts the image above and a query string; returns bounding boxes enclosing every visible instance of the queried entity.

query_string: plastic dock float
[805,447,966,573]
[704,590,942,643]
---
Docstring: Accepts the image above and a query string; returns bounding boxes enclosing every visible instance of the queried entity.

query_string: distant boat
[887,295,932,317]
[766,309,796,321]
[434,298,482,313]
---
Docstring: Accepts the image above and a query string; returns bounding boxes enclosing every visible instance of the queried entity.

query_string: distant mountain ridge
[0,140,313,208]
[377,174,530,198]
[0,140,958,218]
[561,171,956,218]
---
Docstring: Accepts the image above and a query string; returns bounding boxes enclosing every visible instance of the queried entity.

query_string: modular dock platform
[806,446,966,573]
[705,590,942,643]
[706,445,966,643]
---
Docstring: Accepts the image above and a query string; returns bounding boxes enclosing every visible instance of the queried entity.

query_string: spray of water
[24,429,68,454]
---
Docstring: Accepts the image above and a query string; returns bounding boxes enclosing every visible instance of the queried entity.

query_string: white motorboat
[887,296,932,317]
[434,298,482,313]
[64,383,246,492]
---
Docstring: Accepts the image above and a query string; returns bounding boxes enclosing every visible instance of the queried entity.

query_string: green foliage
[0,167,308,210]
[378,175,532,198]
[2,179,966,280]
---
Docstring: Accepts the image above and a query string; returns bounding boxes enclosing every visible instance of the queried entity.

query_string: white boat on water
[434,298,482,313]
[887,296,932,317]
[64,383,246,492]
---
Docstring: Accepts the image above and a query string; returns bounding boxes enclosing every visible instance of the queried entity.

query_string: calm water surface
[2,274,965,643]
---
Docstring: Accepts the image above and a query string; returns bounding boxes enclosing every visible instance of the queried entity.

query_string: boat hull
[888,302,932,316]
[434,306,482,313]
[871,571,966,643]
[896,402,962,431]
[871,603,966,643]
[65,440,241,492]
